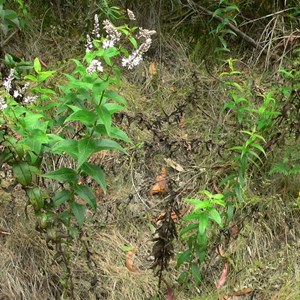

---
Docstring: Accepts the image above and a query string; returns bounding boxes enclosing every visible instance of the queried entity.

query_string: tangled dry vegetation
[1,2,300,299]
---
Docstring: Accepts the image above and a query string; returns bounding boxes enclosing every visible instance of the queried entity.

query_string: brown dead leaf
[125,250,140,274]
[149,62,157,76]
[149,167,167,195]
[230,225,239,238]
[150,207,190,224]
[232,288,254,296]
[216,262,229,289]
[219,287,254,300]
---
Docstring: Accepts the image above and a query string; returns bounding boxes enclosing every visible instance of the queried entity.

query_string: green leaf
[33,57,41,73]
[104,103,125,114]
[178,271,188,283]
[182,213,203,221]
[51,139,78,159]
[129,36,138,48]
[70,202,86,226]
[96,105,112,134]
[208,208,222,226]
[191,262,202,284]
[64,109,97,126]
[41,168,78,183]
[120,245,135,252]
[92,80,111,103]
[176,249,191,267]
[37,71,55,82]
[53,190,72,207]
[251,143,266,156]
[13,162,32,186]
[95,139,126,153]
[194,200,212,211]
[104,90,126,105]
[74,184,97,210]
[180,223,198,237]
[20,129,49,154]
[80,162,106,193]
[199,213,208,235]
[24,74,38,82]
[184,198,202,205]
[27,187,44,209]
[77,137,96,168]
[110,126,131,143]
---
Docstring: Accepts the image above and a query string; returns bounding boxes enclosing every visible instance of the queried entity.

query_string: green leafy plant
[212,0,240,56]
[177,190,225,284]
[225,128,266,205]
[0,0,20,37]
[0,9,155,296]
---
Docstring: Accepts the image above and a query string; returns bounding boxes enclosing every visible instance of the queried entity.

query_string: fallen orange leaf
[216,262,229,289]
[150,167,167,195]
[232,288,254,296]
[125,250,140,274]
[149,62,157,75]
[150,207,190,224]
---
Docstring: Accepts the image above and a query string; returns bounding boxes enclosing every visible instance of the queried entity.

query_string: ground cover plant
[1,0,300,299]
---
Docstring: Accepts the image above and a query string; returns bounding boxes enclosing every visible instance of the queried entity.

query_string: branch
[187,0,275,57]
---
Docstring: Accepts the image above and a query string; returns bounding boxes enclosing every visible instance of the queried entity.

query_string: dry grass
[1,6,300,299]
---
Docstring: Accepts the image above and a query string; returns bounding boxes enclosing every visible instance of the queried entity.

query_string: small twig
[0,29,18,47]
[130,157,151,209]
[240,8,294,26]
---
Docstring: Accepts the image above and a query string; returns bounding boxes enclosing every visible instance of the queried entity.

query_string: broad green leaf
[95,139,126,153]
[27,187,44,209]
[104,90,126,105]
[184,198,202,205]
[37,72,55,82]
[197,232,208,248]
[53,190,72,207]
[13,162,32,186]
[104,103,125,114]
[191,262,202,284]
[70,202,86,226]
[77,137,96,168]
[180,223,198,237]
[33,57,41,73]
[64,109,97,126]
[80,162,106,192]
[41,168,78,183]
[96,105,112,134]
[200,190,213,198]
[176,249,191,268]
[194,200,212,211]
[182,213,203,221]
[178,271,188,283]
[110,126,131,143]
[92,81,111,103]
[24,74,38,82]
[51,139,78,159]
[23,112,47,132]
[199,213,208,235]
[208,208,222,226]
[196,249,207,262]
[74,184,97,210]
[20,129,49,154]
[129,36,138,48]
